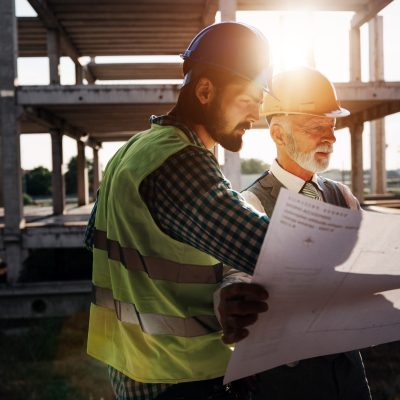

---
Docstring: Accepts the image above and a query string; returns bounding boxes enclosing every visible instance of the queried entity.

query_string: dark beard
[202,97,250,152]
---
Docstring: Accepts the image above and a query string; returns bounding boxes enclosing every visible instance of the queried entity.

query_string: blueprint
[224,188,400,383]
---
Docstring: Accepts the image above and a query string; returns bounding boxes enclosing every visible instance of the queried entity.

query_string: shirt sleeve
[212,190,265,319]
[140,146,269,274]
[213,267,252,322]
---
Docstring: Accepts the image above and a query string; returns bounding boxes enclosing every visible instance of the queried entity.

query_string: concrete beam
[22,106,98,148]
[350,123,365,203]
[27,0,95,83]
[0,0,24,285]
[336,101,400,129]
[28,0,77,60]
[235,1,382,12]
[351,0,393,29]
[86,62,183,81]
[23,106,83,136]
[17,84,181,105]
[77,140,89,206]
[23,226,86,248]
[16,83,400,107]
[0,280,91,319]
[50,129,65,215]
[335,82,400,101]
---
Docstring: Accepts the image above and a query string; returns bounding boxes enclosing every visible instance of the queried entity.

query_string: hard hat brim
[323,107,350,118]
[264,107,350,119]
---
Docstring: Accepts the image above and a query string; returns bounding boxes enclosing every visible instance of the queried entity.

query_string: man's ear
[270,124,285,146]
[195,78,215,105]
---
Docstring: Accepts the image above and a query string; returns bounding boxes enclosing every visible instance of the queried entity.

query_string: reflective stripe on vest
[94,286,221,337]
[94,229,223,284]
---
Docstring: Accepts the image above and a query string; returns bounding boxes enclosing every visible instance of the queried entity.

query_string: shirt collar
[270,159,323,193]
[149,115,205,148]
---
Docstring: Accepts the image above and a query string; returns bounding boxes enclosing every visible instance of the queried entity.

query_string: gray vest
[246,171,348,217]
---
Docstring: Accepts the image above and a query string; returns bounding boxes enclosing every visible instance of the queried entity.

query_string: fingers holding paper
[218,282,269,344]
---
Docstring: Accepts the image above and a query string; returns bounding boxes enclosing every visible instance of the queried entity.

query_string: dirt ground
[0,312,400,400]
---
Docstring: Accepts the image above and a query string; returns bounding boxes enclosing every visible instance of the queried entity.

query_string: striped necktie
[300,181,321,200]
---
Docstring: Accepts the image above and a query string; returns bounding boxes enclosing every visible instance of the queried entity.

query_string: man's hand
[218,282,268,344]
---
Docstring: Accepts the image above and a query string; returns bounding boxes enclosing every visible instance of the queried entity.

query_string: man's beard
[203,97,250,152]
[286,132,333,172]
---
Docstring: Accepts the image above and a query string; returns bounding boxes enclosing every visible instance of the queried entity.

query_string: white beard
[286,134,333,173]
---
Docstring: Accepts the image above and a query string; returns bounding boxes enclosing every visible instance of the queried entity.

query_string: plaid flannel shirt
[85,115,269,400]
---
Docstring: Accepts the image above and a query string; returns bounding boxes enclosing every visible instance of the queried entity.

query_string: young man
[85,22,271,400]
[217,67,371,400]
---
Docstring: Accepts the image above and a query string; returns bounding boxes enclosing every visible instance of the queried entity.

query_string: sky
[16,0,400,172]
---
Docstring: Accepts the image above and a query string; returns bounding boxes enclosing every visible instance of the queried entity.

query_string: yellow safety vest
[87,123,232,384]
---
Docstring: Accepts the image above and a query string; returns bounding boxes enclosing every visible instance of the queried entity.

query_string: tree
[65,156,94,195]
[24,166,52,196]
[240,158,269,174]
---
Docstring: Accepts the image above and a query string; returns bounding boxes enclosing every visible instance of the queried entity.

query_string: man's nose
[323,127,336,144]
[248,102,260,123]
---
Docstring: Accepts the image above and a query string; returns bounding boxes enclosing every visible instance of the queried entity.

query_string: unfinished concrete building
[0,0,399,318]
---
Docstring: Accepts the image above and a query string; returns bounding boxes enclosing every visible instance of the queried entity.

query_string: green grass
[1,313,400,399]
[0,312,113,400]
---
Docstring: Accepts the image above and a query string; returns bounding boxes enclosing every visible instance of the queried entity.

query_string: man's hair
[168,60,243,125]
[269,115,292,136]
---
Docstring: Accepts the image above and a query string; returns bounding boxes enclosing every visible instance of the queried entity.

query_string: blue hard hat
[181,22,272,92]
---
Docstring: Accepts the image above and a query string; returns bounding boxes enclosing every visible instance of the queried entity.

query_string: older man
[218,67,371,400]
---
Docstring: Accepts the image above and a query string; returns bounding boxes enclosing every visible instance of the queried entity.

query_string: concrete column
[306,13,316,68]
[0,0,24,284]
[47,29,60,84]
[369,16,386,194]
[350,124,365,203]
[370,119,386,194]
[75,62,83,84]
[77,140,89,206]
[349,27,361,82]
[349,23,363,203]
[50,129,65,215]
[85,57,96,84]
[369,16,384,82]
[219,0,241,190]
[0,133,3,207]
[219,0,236,20]
[92,146,101,195]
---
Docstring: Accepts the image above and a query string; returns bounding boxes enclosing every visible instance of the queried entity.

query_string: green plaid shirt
[85,115,269,399]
